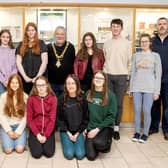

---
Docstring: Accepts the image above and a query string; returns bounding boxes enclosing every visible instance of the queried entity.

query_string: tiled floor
[0,128,168,168]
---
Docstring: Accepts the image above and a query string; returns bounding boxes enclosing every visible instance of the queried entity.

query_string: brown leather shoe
[164,132,168,140]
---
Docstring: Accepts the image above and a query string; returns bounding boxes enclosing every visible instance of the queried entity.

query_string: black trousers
[85,127,113,160]
[28,131,55,158]
[150,82,168,133]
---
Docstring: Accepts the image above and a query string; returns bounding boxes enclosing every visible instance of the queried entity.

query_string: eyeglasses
[141,40,150,43]
[36,84,47,88]
[94,77,105,81]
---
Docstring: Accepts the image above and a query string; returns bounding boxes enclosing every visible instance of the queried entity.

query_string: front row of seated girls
[0,71,117,161]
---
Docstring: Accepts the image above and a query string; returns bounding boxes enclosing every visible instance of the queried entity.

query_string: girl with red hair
[16,22,48,94]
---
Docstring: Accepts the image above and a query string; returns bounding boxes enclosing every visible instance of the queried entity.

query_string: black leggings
[28,131,55,158]
[85,127,113,160]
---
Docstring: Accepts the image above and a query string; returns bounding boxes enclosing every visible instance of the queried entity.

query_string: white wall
[66,8,78,48]
[0,8,23,42]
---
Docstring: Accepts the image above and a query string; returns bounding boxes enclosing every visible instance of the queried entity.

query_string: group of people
[0,73,117,160]
[0,16,167,161]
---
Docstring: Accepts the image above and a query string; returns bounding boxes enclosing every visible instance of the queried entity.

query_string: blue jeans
[60,132,85,160]
[0,82,5,94]
[151,82,168,133]
[50,83,64,97]
[133,92,153,136]
[0,125,27,151]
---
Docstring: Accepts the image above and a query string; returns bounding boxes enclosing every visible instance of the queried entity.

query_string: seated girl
[85,70,117,160]
[0,74,27,154]
[57,74,88,160]
[26,76,57,158]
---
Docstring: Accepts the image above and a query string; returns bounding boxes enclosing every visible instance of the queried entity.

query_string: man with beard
[150,17,168,140]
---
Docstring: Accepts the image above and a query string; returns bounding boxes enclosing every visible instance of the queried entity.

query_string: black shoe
[101,147,111,153]
[164,132,168,140]
[139,134,148,143]
[149,129,159,135]
[132,132,140,142]
[113,131,120,140]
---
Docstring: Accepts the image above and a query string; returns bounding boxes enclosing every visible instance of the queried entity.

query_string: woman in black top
[16,22,48,94]
[57,74,88,160]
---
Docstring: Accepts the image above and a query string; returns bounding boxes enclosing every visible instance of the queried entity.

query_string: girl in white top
[0,74,28,154]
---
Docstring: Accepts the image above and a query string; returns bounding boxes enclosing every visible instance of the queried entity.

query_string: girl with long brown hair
[16,22,48,94]
[0,29,17,94]
[27,76,57,158]
[74,32,105,92]
[85,70,117,160]
[57,74,88,160]
[0,74,28,154]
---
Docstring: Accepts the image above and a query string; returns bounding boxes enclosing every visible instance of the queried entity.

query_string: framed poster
[38,9,67,43]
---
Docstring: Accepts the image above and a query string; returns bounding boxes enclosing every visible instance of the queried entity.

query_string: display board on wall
[38,9,66,43]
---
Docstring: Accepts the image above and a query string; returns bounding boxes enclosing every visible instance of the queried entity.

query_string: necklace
[51,42,69,68]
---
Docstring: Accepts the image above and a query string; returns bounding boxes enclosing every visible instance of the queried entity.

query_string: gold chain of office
[51,42,69,68]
